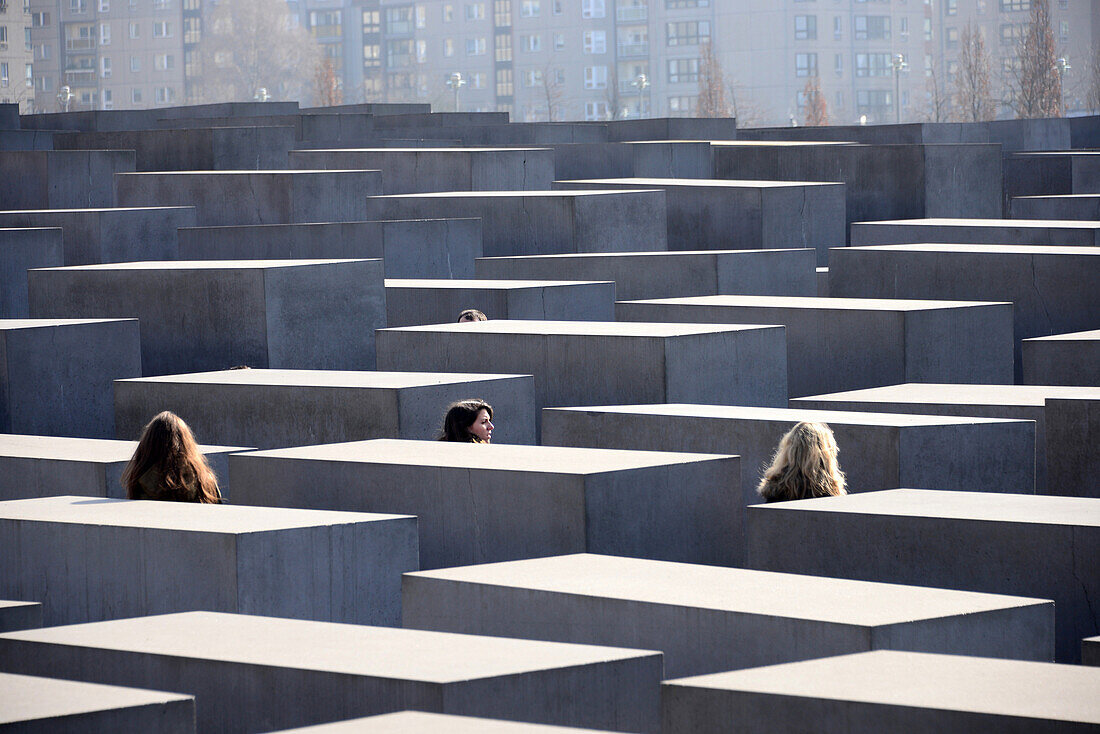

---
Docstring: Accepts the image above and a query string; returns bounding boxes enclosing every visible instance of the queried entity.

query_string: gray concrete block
[745,488,1100,663]
[0,611,662,733]
[555,178,845,264]
[816,267,829,297]
[384,279,615,326]
[0,130,55,151]
[376,321,789,432]
[1004,151,1100,204]
[1085,636,1100,667]
[1044,398,1100,498]
[0,228,63,318]
[53,126,297,171]
[1011,194,1100,220]
[0,434,249,502]
[289,147,555,193]
[115,170,382,226]
[114,369,537,449]
[0,206,196,265]
[404,554,1053,678]
[551,141,713,180]
[616,295,1013,396]
[1023,330,1100,386]
[849,218,1100,247]
[475,249,817,300]
[177,218,483,278]
[790,383,1100,497]
[0,150,135,209]
[0,672,195,733]
[661,650,1100,733]
[269,712,621,733]
[230,439,740,568]
[0,600,42,632]
[541,404,1036,499]
[0,318,141,439]
[28,259,385,375]
[605,117,737,142]
[362,190,668,258]
[0,496,416,627]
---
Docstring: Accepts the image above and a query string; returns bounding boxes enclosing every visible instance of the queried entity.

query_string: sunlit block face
[468,408,494,442]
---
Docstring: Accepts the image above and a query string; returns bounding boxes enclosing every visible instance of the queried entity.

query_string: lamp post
[631,73,649,118]
[446,72,466,112]
[254,87,271,102]
[1055,57,1071,115]
[56,85,73,113]
[891,53,907,124]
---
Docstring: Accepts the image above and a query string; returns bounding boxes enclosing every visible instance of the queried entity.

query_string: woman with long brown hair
[122,411,222,503]
[757,421,846,503]
[437,399,494,443]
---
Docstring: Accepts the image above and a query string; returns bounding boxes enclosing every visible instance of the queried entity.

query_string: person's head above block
[437,399,494,443]
[757,421,846,503]
[123,411,222,503]
[457,308,488,323]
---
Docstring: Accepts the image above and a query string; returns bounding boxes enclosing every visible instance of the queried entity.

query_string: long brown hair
[437,399,493,442]
[122,411,222,503]
[757,422,846,503]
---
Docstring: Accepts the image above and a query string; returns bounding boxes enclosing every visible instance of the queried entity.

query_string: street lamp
[631,73,649,118]
[1055,57,1071,115]
[446,72,466,112]
[56,85,73,113]
[891,53,908,124]
[254,87,271,102]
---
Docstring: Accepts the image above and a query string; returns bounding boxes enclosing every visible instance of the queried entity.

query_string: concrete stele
[269,711,620,733]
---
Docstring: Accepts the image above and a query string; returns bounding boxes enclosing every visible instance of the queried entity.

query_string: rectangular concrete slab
[0,496,417,627]
[617,295,1013,396]
[662,650,1100,733]
[0,228,63,318]
[541,404,1036,499]
[1044,398,1100,499]
[0,672,195,733]
[384,279,615,326]
[474,249,818,300]
[0,611,662,733]
[1003,151,1100,203]
[551,140,714,180]
[745,489,1100,663]
[28,259,385,375]
[0,150,135,209]
[1023,330,1100,387]
[849,218,1100,247]
[1085,636,1100,667]
[1011,194,1100,221]
[114,369,537,448]
[363,190,668,258]
[54,125,296,171]
[270,711,623,733]
[230,438,740,568]
[0,600,42,632]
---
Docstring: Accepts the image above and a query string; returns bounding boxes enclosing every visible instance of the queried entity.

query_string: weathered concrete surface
[0,318,141,439]
[0,601,42,633]
[29,259,386,375]
[114,369,537,449]
[363,190,668,257]
[1044,398,1100,498]
[0,150,135,209]
[0,672,195,733]
[555,177,844,263]
[1003,151,1100,206]
[0,611,663,733]
[1022,330,1100,387]
[0,496,417,627]
[19,101,300,131]
[662,650,1100,733]
[551,141,714,180]
[384,279,615,326]
[606,117,737,141]
[0,434,248,502]
[0,206,195,265]
[616,295,1013,396]
[849,218,1100,247]
[791,383,1100,496]
[270,712,622,733]
[0,228,63,317]
[541,404,1036,499]
[1011,194,1100,221]
[177,218,483,278]
[289,147,555,193]
[115,170,382,226]
[1085,636,1100,667]
[745,489,1100,663]
[404,554,1053,678]
[816,267,829,297]
[475,249,817,300]
[230,439,740,568]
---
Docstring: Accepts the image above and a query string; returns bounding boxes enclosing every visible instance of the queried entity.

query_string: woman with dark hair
[122,411,222,503]
[757,421,846,503]
[437,399,494,443]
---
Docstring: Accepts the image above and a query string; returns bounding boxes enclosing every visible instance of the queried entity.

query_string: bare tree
[697,40,731,118]
[1012,0,1061,118]
[802,76,828,126]
[922,55,954,122]
[956,23,995,122]
[1086,48,1100,115]
[603,64,625,120]
[313,57,343,107]
[725,76,768,127]
[541,60,567,121]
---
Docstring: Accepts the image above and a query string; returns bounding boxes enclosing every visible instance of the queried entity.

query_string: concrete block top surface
[0,601,39,613]
[797,383,1100,407]
[0,671,192,726]
[0,317,137,331]
[117,169,378,175]
[406,554,1049,626]
[479,248,810,261]
[855,217,1100,230]
[116,369,531,388]
[752,488,1100,527]
[665,650,1100,723]
[0,433,248,463]
[380,320,773,337]
[0,206,194,215]
[621,295,1009,311]
[367,190,659,199]
[1024,329,1100,341]
[0,496,412,533]
[547,404,1030,428]
[558,177,842,188]
[0,611,659,681]
[711,141,857,147]
[843,243,1100,255]
[242,438,734,474]
[385,279,613,289]
[33,259,374,272]
[273,711,619,733]
[295,147,550,153]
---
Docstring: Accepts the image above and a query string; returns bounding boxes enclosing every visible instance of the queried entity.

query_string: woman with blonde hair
[122,411,222,503]
[757,421,846,502]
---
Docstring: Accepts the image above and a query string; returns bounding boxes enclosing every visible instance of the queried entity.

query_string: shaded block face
[114,170,382,226]
[271,711,628,732]
[661,650,1100,734]
[384,279,615,326]
[0,672,195,733]
[745,489,1100,663]
[0,601,42,633]
[0,612,663,734]
[541,405,1036,500]
[113,370,537,449]
[0,228,63,318]
[1044,398,1100,499]
[0,150,135,209]
[1085,637,1100,667]
[550,142,714,182]
[1004,152,1100,203]
[28,259,385,375]
[0,319,141,439]
[0,496,417,627]
[403,554,1054,679]
[849,218,1100,247]
[1023,331,1100,387]
[1011,194,1100,221]
[616,296,1014,396]
[230,439,741,568]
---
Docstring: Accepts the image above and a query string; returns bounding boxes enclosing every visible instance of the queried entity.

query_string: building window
[131,87,142,103]
[0,27,7,50]
[834,53,842,75]
[999,0,1029,10]
[130,55,139,71]
[554,32,564,49]
[416,39,426,62]
[362,9,380,33]
[465,3,485,20]
[668,95,696,115]
[795,52,818,77]
[666,57,698,83]
[833,15,842,39]
[385,7,412,33]
[310,10,343,37]
[0,63,8,88]
[581,0,605,18]
[794,15,816,40]
[855,52,892,76]
[443,38,453,56]
[30,11,49,26]
[363,43,380,67]
[496,67,513,95]
[946,26,958,47]
[152,21,170,37]
[102,89,113,109]
[1000,23,1023,45]
[945,0,957,14]
[25,63,32,87]
[99,22,110,44]
[582,29,605,54]
[1059,20,1068,41]
[129,21,139,38]
[667,20,709,46]
[495,33,511,61]
[70,0,87,13]
[155,86,175,104]
[854,15,889,40]
[522,69,543,86]
[415,5,426,28]
[154,52,173,69]
[666,0,708,7]
[583,64,607,88]
[520,0,539,17]
[465,36,485,54]
[584,100,608,120]
[552,0,562,13]
[471,71,485,88]
[100,56,111,77]
[520,34,540,51]
[98,0,108,10]
[442,4,453,21]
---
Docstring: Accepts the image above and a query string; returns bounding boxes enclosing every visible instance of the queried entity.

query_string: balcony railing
[616,5,647,22]
[616,42,648,57]
[65,37,95,50]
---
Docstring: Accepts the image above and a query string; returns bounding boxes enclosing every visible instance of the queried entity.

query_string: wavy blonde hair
[757,421,846,502]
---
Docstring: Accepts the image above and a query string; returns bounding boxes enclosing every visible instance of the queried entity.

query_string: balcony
[65,37,95,51]
[616,42,648,58]
[616,5,647,22]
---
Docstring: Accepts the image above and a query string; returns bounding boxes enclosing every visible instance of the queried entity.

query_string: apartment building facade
[0,0,33,111]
